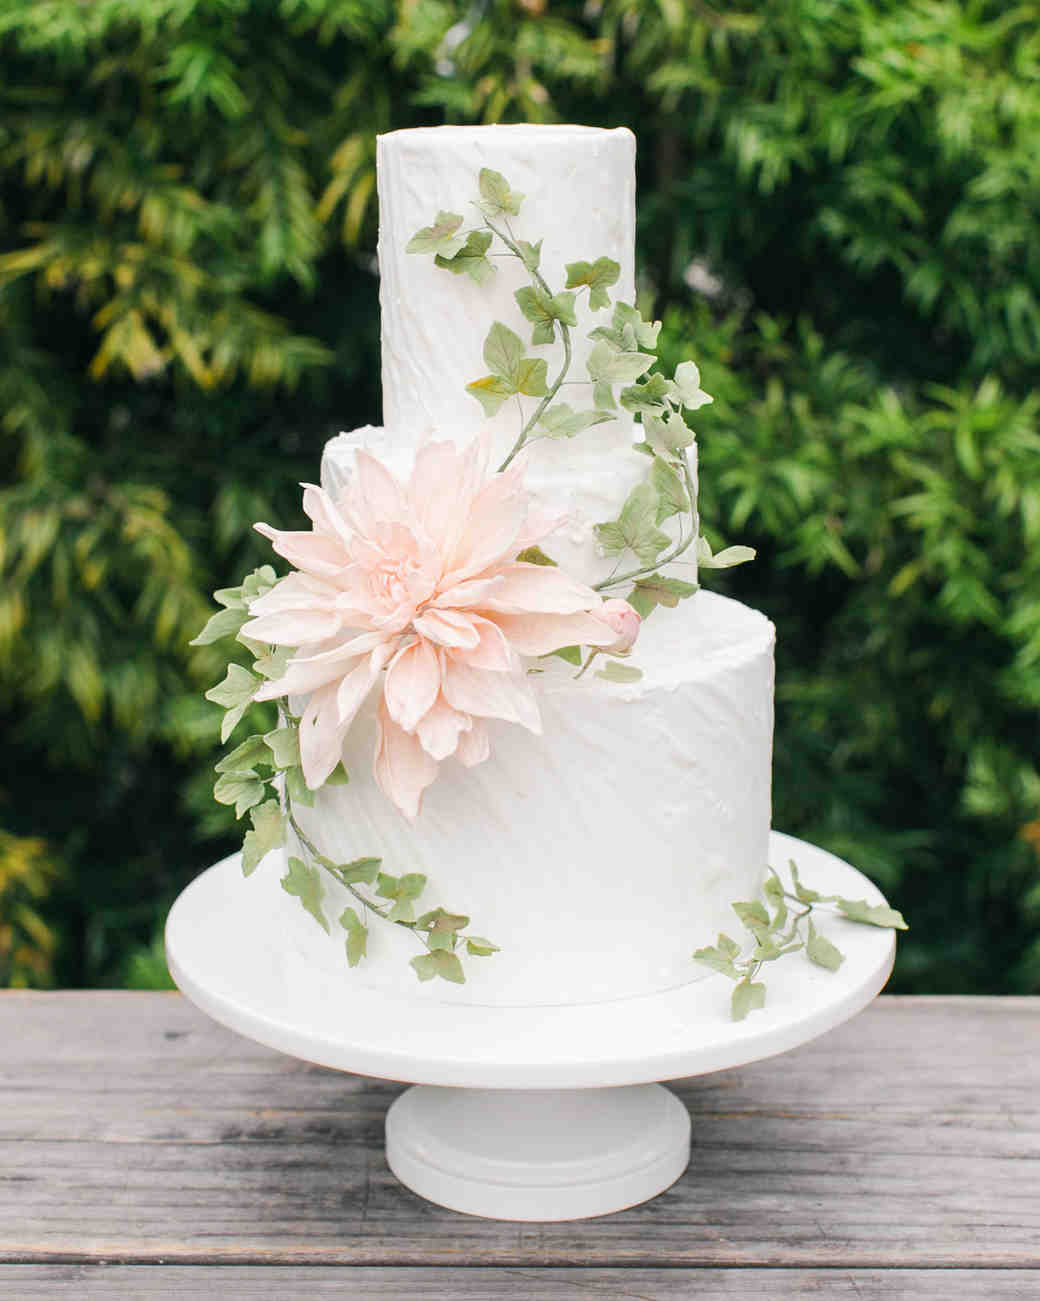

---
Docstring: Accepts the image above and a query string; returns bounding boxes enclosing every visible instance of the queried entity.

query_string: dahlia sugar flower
[241,435,629,818]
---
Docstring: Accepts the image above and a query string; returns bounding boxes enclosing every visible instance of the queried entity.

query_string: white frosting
[253,592,775,1006]
[372,124,652,585]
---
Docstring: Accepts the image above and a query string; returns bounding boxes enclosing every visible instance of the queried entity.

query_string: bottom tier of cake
[250,590,775,1007]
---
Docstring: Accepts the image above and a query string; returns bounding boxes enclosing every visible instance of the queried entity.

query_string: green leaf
[410,949,466,984]
[516,546,557,566]
[242,799,284,876]
[338,856,381,885]
[538,403,613,440]
[339,906,368,967]
[377,871,427,923]
[763,870,788,931]
[190,604,247,646]
[752,937,803,962]
[590,302,663,352]
[419,908,471,951]
[213,770,266,819]
[552,645,582,666]
[595,480,670,565]
[696,538,757,570]
[515,286,577,346]
[627,575,698,619]
[240,566,279,603]
[693,944,741,980]
[565,256,621,310]
[263,726,300,771]
[789,860,828,904]
[620,372,677,416]
[836,898,909,930]
[325,762,350,786]
[587,340,655,386]
[516,239,542,272]
[732,899,771,940]
[285,764,314,808]
[484,321,525,378]
[593,380,617,411]
[435,229,494,284]
[465,936,500,956]
[650,458,690,523]
[806,920,845,971]
[215,733,268,774]
[406,210,465,258]
[645,409,694,461]
[465,374,514,417]
[280,857,328,933]
[731,978,767,1021]
[478,167,523,216]
[673,360,713,411]
[515,356,548,397]
[205,664,259,743]
[254,646,292,681]
[718,932,742,959]
[596,660,643,684]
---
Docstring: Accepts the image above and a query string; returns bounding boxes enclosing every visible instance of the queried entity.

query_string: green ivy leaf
[280,856,328,933]
[410,949,466,984]
[338,856,381,885]
[566,256,621,310]
[590,302,663,352]
[596,660,643,684]
[239,566,279,603]
[538,403,613,440]
[645,409,694,462]
[515,286,577,345]
[516,546,557,566]
[435,229,494,284]
[478,167,523,216]
[789,860,828,904]
[595,480,670,565]
[483,320,524,378]
[732,899,771,940]
[465,936,500,956]
[627,575,698,618]
[552,645,582,666]
[254,645,292,681]
[215,733,268,775]
[205,664,259,743]
[418,908,471,951]
[752,937,804,962]
[377,871,427,923]
[619,372,677,416]
[242,799,284,876]
[190,604,247,646]
[263,726,299,770]
[696,538,757,570]
[587,340,655,387]
[650,458,690,524]
[516,238,542,272]
[674,360,713,411]
[339,906,368,967]
[515,357,549,397]
[213,770,266,819]
[806,919,845,971]
[325,762,350,786]
[465,375,514,417]
[466,323,548,414]
[693,943,741,980]
[763,871,789,931]
[836,898,909,930]
[731,979,767,1021]
[406,210,466,258]
[285,765,314,808]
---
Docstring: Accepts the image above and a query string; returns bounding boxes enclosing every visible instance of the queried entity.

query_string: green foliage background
[2,0,1038,992]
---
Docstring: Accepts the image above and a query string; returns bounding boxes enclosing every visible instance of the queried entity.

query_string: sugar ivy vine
[191,567,499,986]
[407,166,756,679]
[695,861,908,1020]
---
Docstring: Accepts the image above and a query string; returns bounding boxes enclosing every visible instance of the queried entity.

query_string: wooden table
[2,993,1038,1298]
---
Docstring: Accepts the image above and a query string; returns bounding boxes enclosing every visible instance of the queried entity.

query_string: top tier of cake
[377,124,638,464]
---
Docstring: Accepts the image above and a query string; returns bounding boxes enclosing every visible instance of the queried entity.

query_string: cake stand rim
[166,831,896,1089]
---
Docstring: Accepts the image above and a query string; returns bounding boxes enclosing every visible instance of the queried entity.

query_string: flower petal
[455,615,514,671]
[476,562,603,615]
[441,656,541,733]
[298,681,348,790]
[415,695,472,761]
[254,522,348,578]
[412,608,480,650]
[374,697,439,819]
[383,637,441,733]
[240,607,343,646]
[456,719,490,768]
[302,483,354,551]
[484,610,619,657]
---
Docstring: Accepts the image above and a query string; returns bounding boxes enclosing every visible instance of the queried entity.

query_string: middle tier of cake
[251,590,775,1007]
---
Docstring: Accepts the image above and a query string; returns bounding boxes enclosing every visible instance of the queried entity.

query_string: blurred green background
[1,0,1038,993]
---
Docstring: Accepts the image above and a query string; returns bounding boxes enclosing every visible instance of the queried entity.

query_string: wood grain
[2,1266,1039,1300]
[2,993,1039,1275]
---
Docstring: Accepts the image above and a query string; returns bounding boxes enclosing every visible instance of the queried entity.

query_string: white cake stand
[166,831,896,1222]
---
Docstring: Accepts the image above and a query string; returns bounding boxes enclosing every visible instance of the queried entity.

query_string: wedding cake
[200,124,775,1008]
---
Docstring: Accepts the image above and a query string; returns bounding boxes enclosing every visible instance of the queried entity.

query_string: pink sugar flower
[241,435,627,818]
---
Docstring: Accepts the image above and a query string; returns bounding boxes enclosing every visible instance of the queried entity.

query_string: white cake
[252,124,775,1006]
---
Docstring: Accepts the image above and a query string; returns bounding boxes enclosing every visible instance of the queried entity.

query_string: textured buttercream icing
[256,590,774,1006]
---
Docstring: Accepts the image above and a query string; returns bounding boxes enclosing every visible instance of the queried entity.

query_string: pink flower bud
[596,598,641,654]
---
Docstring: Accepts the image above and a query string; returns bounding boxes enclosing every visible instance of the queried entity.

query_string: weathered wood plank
[2,994,1039,1269]
[1,1266,1039,1299]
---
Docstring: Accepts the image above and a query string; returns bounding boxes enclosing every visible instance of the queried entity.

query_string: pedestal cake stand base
[166,831,896,1221]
